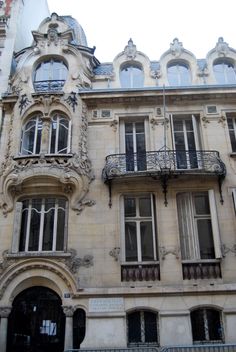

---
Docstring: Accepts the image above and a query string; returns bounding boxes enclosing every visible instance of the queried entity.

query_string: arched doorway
[7,286,65,352]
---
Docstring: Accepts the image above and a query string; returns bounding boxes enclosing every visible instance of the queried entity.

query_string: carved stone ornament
[218,114,227,126]
[0,154,94,215]
[170,38,183,57]
[64,92,78,112]
[76,199,96,215]
[216,37,229,57]
[221,244,236,257]
[65,249,93,274]
[62,305,75,317]
[34,94,61,117]
[159,246,180,260]
[109,247,120,261]
[124,38,137,59]
[110,119,118,132]
[150,117,169,130]
[202,115,210,128]
[0,306,11,317]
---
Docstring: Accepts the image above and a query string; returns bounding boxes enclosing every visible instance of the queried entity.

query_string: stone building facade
[0,6,236,352]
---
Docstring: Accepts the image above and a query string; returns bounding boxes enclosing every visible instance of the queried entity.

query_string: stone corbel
[75,198,96,215]
[159,246,180,260]
[109,247,120,261]
[110,119,118,132]
[218,114,227,127]
[201,115,210,128]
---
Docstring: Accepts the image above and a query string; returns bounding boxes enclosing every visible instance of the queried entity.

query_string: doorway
[7,286,65,352]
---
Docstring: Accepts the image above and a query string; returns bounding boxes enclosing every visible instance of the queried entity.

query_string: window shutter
[208,190,222,258]
[11,202,23,253]
[177,193,196,260]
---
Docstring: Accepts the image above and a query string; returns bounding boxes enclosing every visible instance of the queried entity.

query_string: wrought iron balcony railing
[34,80,65,92]
[102,150,226,207]
[103,150,226,181]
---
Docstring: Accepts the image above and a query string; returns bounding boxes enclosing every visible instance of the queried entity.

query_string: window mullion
[38,200,45,251]
[55,116,59,153]
[133,123,137,170]
[140,311,145,342]
[25,202,32,252]
[203,309,210,341]
[52,201,58,251]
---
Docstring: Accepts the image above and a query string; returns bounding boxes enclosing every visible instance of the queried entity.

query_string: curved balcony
[102,150,226,206]
[34,80,65,92]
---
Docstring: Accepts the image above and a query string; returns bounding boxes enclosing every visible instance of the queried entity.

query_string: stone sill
[6,251,71,259]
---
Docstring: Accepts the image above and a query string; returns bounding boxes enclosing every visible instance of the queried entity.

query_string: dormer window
[34,59,68,92]
[120,64,144,88]
[213,59,236,84]
[167,62,191,86]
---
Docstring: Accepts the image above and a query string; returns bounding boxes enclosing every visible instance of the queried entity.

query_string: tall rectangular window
[123,194,157,262]
[227,113,236,152]
[172,114,200,169]
[177,191,222,260]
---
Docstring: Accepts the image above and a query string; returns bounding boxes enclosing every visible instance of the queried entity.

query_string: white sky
[47,0,236,63]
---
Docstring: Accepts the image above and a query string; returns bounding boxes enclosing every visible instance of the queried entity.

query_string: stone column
[41,117,51,153]
[63,305,74,351]
[0,306,11,352]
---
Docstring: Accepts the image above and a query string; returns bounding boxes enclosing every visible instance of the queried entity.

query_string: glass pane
[128,312,141,343]
[19,207,28,251]
[141,221,154,261]
[197,219,215,259]
[139,197,151,217]
[207,309,223,341]
[56,207,65,250]
[125,222,138,261]
[144,311,157,343]
[124,197,136,217]
[229,130,236,152]
[58,119,69,153]
[28,206,41,251]
[173,119,184,132]
[120,66,143,88]
[191,310,206,341]
[43,203,54,251]
[194,193,210,214]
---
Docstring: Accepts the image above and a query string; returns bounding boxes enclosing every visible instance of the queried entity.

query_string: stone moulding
[0,153,94,215]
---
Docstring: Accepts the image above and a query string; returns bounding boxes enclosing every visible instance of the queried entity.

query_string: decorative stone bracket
[159,246,180,260]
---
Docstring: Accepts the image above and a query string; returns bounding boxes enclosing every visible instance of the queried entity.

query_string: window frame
[12,197,68,254]
[20,113,71,156]
[177,190,222,261]
[226,113,236,152]
[121,193,158,264]
[48,113,71,154]
[120,63,144,88]
[20,115,43,156]
[33,58,68,92]
[190,307,224,344]
[127,309,159,346]
[213,58,236,84]
[167,61,191,86]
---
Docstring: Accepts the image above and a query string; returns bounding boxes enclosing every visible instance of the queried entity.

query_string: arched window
[127,310,158,346]
[120,64,144,88]
[213,59,236,84]
[34,59,68,92]
[49,113,70,154]
[20,114,71,155]
[190,308,224,343]
[167,62,191,86]
[20,115,42,155]
[19,197,68,252]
